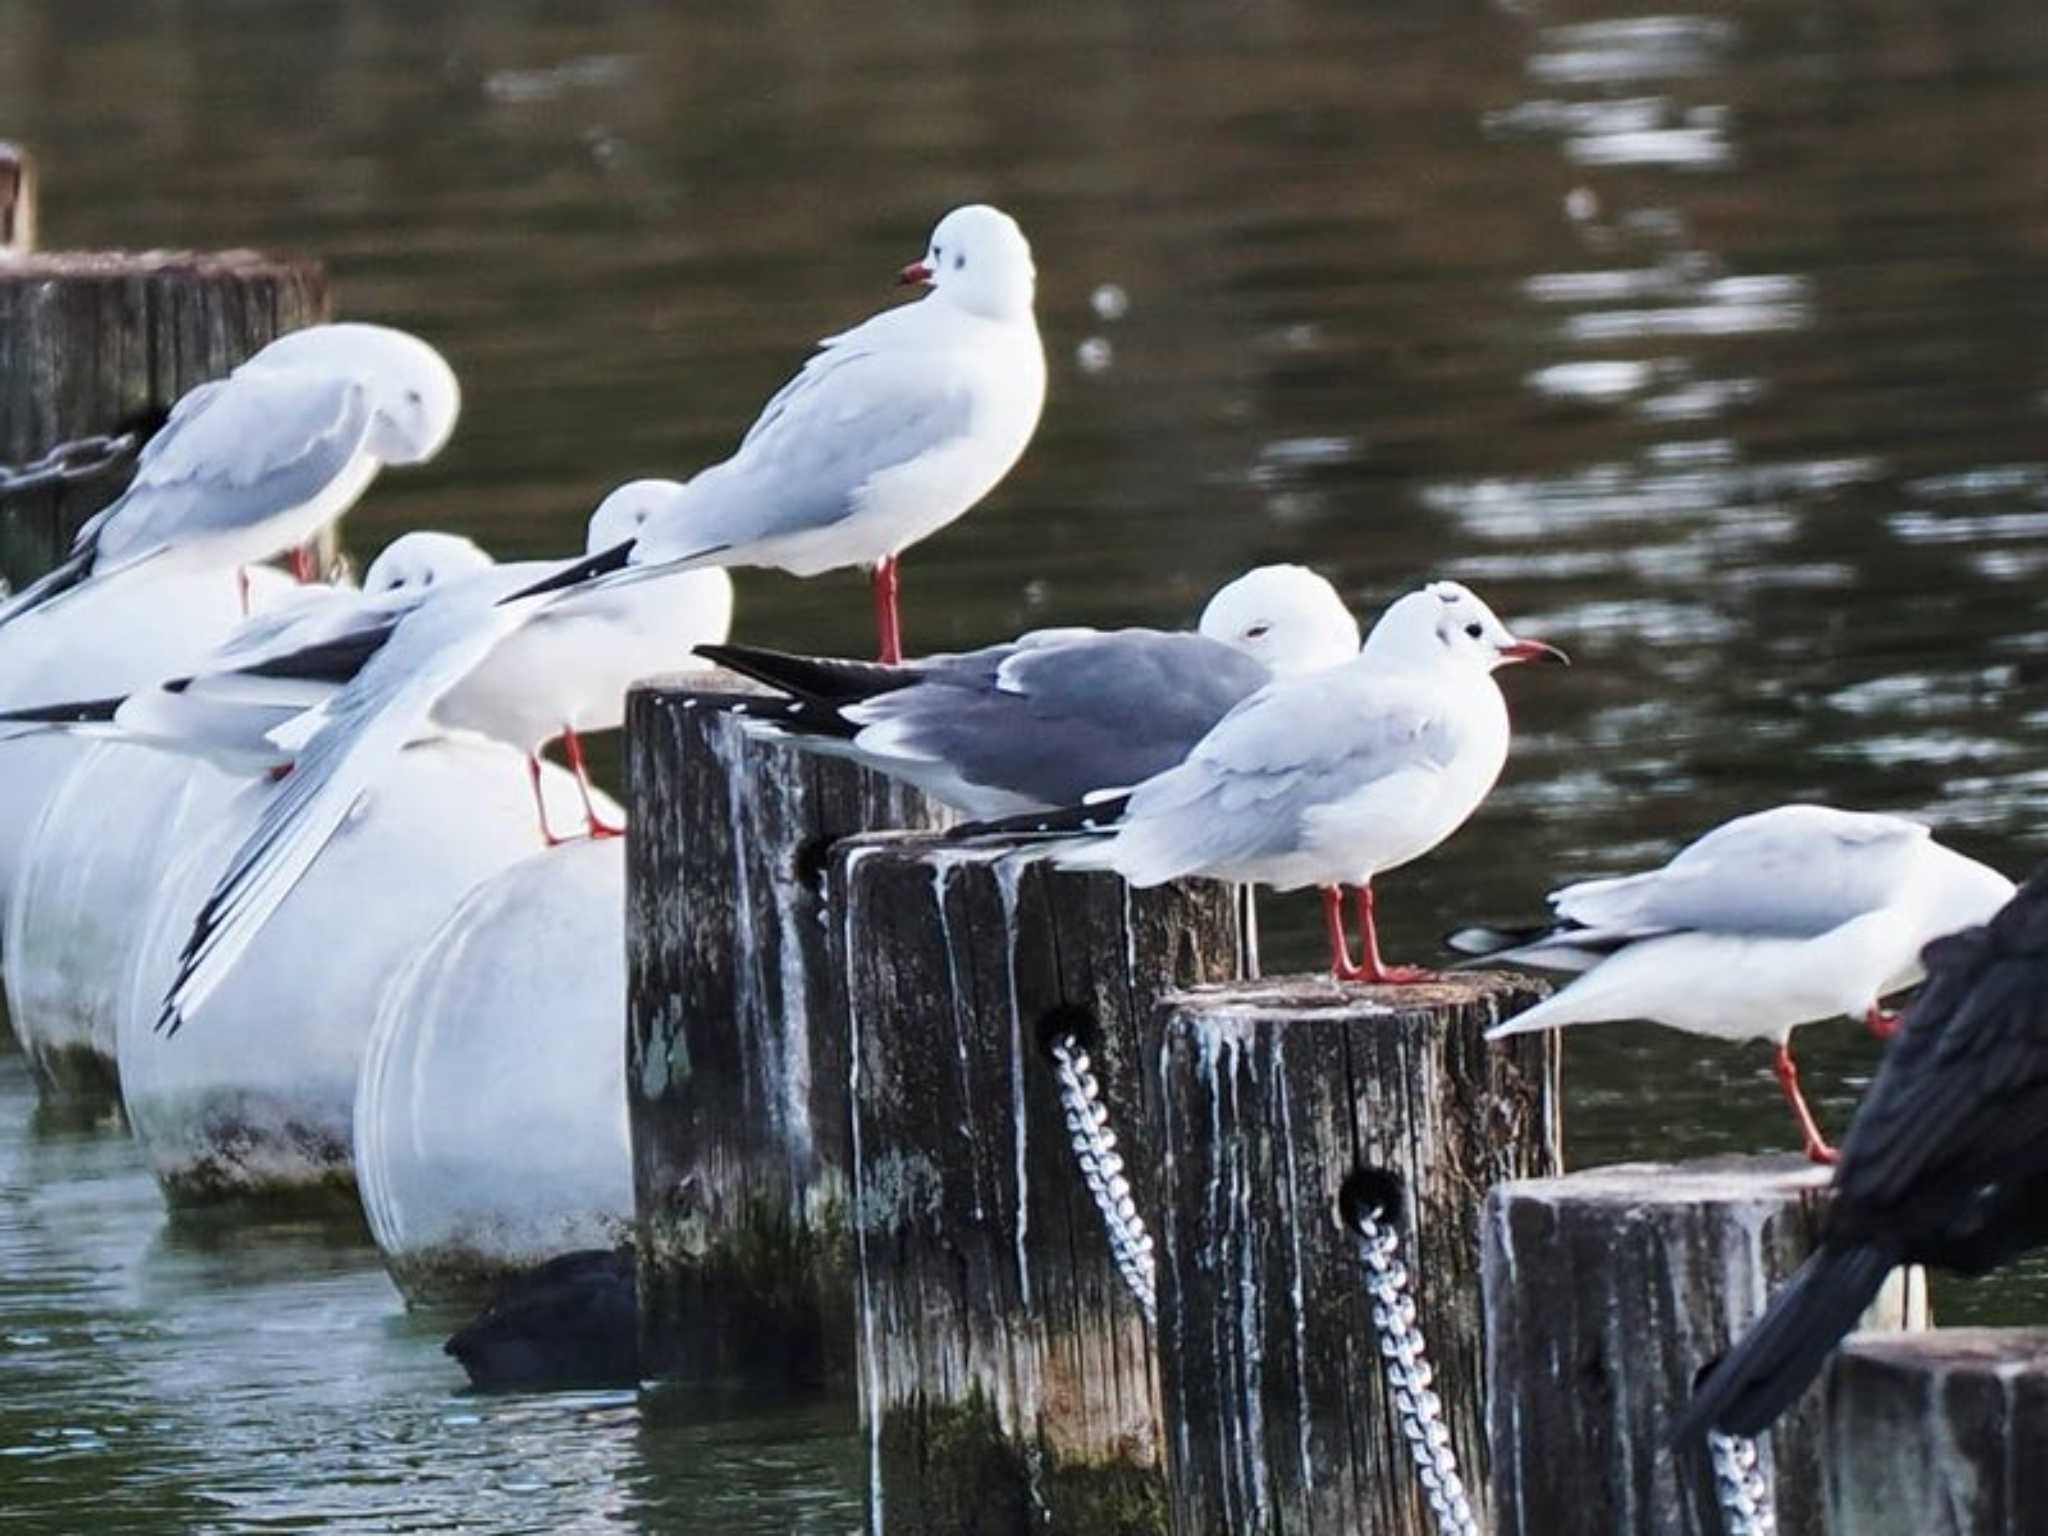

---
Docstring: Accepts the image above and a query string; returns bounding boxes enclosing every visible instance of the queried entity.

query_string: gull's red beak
[897,260,934,288]
[1498,638,1570,666]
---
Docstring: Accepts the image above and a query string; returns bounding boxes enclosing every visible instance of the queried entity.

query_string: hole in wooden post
[1035,1002,1097,1061]
[792,836,833,892]
[1338,1164,1407,1235]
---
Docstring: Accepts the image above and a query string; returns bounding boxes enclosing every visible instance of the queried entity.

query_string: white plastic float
[4,742,247,1098]
[356,836,631,1303]
[0,566,296,958]
[116,736,617,1210]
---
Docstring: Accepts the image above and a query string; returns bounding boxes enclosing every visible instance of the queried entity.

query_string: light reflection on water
[5,0,2048,1525]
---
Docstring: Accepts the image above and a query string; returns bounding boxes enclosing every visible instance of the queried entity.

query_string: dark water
[6,0,2048,1524]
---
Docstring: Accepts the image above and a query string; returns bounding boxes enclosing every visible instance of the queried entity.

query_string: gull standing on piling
[962,581,1566,983]
[1675,865,2048,1441]
[1463,805,2015,1163]
[154,486,734,1036]
[544,205,1043,663]
[0,322,461,632]
[685,563,1360,818]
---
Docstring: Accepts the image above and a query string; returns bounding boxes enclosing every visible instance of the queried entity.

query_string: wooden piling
[0,246,330,587]
[1484,1158,1930,1536]
[1821,1329,2048,1536]
[1153,974,1561,1536]
[1,144,34,258]
[624,674,953,1382]
[837,838,1246,1536]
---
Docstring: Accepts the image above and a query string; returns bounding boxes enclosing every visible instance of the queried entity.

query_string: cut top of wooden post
[0,144,34,257]
[1823,1328,2048,1536]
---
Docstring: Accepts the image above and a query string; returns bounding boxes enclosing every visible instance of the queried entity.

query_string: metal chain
[1707,1430,1777,1536]
[0,430,141,499]
[1048,1034,1157,1325]
[1352,1206,1481,1536]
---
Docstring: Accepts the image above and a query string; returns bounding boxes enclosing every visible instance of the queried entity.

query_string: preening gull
[688,563,1360,818]
[1675,865,2048,1440]
[156,490,733,1034]
[523,205,1044,663]
[963,581,1565,983]
[1465,804,2015,1163]
[0,322,460,632]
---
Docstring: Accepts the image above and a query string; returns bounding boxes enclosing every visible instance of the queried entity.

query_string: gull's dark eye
[1244,623,1272,640]
[405,388,423,406]
[1464,622,1483,639]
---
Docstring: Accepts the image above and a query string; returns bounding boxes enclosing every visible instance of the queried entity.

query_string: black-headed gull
[156,491,733,1035]
[1463,804,2015,1162]
[685,563,1360,818]
[530,205,1043,663]
[1675,865,2048,1441]
[962,581,1566,983]
[0,322,460,630]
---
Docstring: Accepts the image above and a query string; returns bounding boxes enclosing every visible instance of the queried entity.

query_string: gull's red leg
[1773,1040,1838,1165]
[237,567,251,616]
[1350,883,1441,985]
[528,752,566,849]
[289,543,320,584]
[562,726,624,839]
[1864,1005,1902,1040]
[872,556,904,665]
[1322,885,1366,981]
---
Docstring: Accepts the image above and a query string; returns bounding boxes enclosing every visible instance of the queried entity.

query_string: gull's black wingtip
[497,538,637,606]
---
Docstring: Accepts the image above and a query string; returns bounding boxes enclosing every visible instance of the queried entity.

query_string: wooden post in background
[1821,1329,2048,1536]
[0,242,330,588]
[1484,1158,1929,1536]
[837,839,1245,1536]
[1154,975,1561,1536]
[625,677,952,1382]
[1,144,35,258]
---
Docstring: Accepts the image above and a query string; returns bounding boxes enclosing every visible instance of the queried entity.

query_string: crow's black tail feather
[1671,1242,1898,1445]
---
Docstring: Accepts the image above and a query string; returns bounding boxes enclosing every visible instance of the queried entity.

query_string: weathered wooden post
[1153,974,1561,1536]
[838,838,1246,1535]
[1484,1158,1929,1536]
[1,144,35,258]
[0,241,330,586]
[1821,1329,2048,1536]
[625,674,953,1381]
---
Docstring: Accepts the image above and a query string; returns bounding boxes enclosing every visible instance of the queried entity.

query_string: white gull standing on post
[540,205,1044,663]
[0,321,461,632]
[685,563,1361,818]
[1459,804,2015,1162]
[962,581,1566,983]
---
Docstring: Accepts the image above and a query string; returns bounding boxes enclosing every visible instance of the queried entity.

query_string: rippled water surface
[6,0,2048,1526]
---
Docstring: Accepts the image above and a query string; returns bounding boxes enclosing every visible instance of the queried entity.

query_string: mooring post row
[1482,1160,1930,1536]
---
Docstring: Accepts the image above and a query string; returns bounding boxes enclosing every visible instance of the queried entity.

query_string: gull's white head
[253,322,463,467]
[898,204,1037,322]
[1197,564,1361,677]
[1361,581,1569,673]
[587,478,687,554]
[362,531,493,595]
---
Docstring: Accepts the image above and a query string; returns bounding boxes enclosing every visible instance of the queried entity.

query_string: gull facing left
[544,205,1044,663]
[971,581,1565,982]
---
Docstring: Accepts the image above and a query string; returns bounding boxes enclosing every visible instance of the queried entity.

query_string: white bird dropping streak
[993,853,1033,1311]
